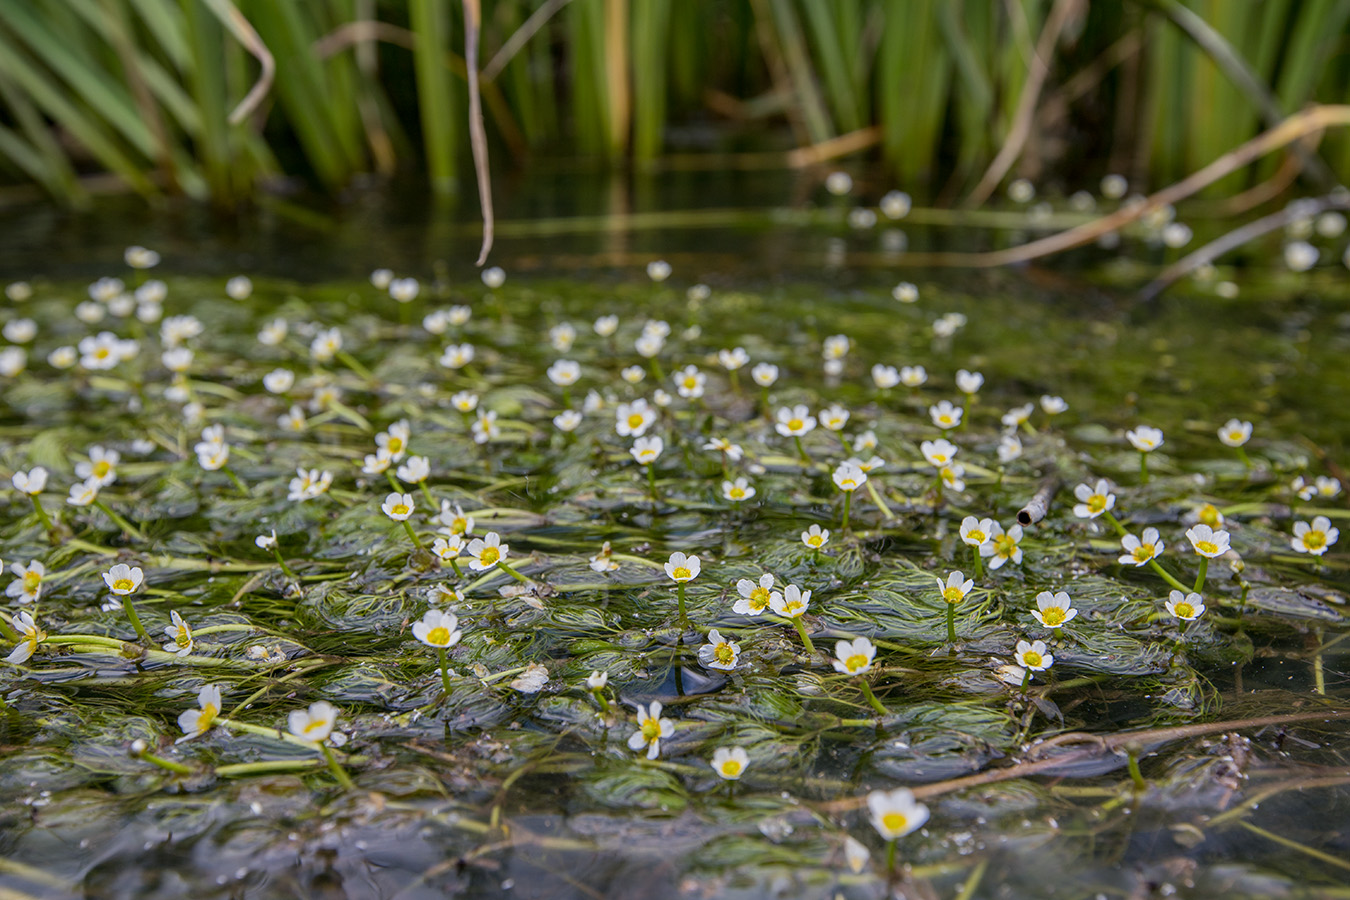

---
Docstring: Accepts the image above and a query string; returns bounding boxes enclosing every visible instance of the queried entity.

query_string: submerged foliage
[0,254,1348,898]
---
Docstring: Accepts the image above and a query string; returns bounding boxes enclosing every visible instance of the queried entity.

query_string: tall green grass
[0,0,1346,207]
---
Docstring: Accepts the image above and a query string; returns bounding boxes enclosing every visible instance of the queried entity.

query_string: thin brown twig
[965,0,1082,208]
[463,0,494,267]
[201,0,275,126]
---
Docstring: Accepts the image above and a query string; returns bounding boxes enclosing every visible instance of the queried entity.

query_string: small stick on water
[1016,476,1062,527]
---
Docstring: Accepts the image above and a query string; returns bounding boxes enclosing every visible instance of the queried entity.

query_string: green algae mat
[1,263,1349,900]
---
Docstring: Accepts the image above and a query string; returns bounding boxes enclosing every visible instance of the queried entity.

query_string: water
[0,173,1348,899]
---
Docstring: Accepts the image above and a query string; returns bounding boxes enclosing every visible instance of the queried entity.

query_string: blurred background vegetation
[1,0,1348,210]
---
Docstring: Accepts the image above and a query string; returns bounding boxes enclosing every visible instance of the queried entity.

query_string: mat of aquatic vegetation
[1,263,1349,900]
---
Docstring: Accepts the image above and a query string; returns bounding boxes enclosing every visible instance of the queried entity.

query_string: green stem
[496,560,530,585]
[1102,509,1129,538]
[959,395,971,431]
[971,545,984,578]
[321,742,357,790]
[840,491,852,533]
[1139,451,1149,484]
[793,434,810,463]
[271,546,296,578]
[1126,748,1146,792]
[591,689,610,714]
[866,480,895,520]
[0,616,18,643]
[30,495,54,534]
[1020,667,1031,696]
[1236,579,1251,621]
[437,646,453,696]
[1147,559,1190,594]
[1194,557,1209,594]
[646,463,659,504]
[946,601,957,644]
[418,481,436,509]
[886,839,897,874]
[134,747,193,775]
[448,558,464,578]
[402,519,424,550]
[336,350,375,383]
[1236,447,1253,469]
[676,582,688,626]
[119,594,153,644]
[93,499,147,542]
[858,678,888,717]
[223,467,250,497]
[385,471,404,494]
[790,616,816,655]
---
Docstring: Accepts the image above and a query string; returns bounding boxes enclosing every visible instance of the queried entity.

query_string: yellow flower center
[1041,607,1066,626]
[672,566,691,580]
[729,487,745,499]
[840,479,857,490]
[1022,651,1043,667]
[967,529,985,544]
[995,535,1016,557]
[1199,505,1221,527]
[845,653,869,672]
[94,348,111,360]
[392,503,409,516]
[22,572,40,592]
[387,436,403,453]
[427,626,450,645]
[720,759,742,776]
[1303,531,1327,551]
[199,703,218,730]
[939,414,954,425]
[806,536,824,548]
[450,518,467,534]
[479,546,500,565]
[113,578,134,592]
[783,601,803,616]
[627,414,644,428]
[942,587,964,604]
[1175,602,1195,618]
[1195,540,1217,555]
[682,377,697,389]
[1133,544,1155,562]
[748,587,770,611]
[641,718,660,741]
[788,418,803,431]
[1087,495,1107,513]
[714,644,735,665]
[303,719,328,736]
[175,627,191,648]
[93,461,111,478]
[881,812,909,833]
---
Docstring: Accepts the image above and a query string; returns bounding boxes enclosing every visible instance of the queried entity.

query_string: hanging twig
[201,0,275,126]
[463,0,494,267]
[482,0,572,82]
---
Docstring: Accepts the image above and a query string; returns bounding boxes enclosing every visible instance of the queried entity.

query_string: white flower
[4,611,45,665]
[940,463,965,492]
[664,551,700,582]
[450,390,479,413]
[1072,479,1116,519]
[310,327,342,362]
[375,420,411,461]
[471,410,500,444]
[263,369,295,394]
[586,670,609,690]
[1040,395,1068,415]
[161,315,203,348]
[1001,403,1034,429]
[548,323,576,352]
[258,318,288,345]
[256,530,278,550]
[822,334,850,361]
[997,433,1023,463]
[980,522,1023,569]
[937,571,972,605]
[1031,591,1077,628]
[439,343,475,369]
[899,365,927,387]
[1119,528,1164,566]
[722,478,755,502]
[955,369,983,394]
[1284,240,1319,272]
[921,439,957,468]
[929,400,962,429]
[1165,590,1205,621]
[817,405,848,433]
[547,359,581,386]
[1292,516,1339,556]
[195,441,230,471]
[438,502,474,535]
[769,584,810,618]
[775,405,817,437]
[66,479,99,506]
[801,524,829,550]
[871,364,900,389]
[627,701,674,759]
[370,268,394,289]
[673,365,706,399]
[630,436,664,465]
[125,245,160,268]
[1218,419,1253,448]
[482,266,506,288]
[177,684,222,740]
[7,560,45,604]
[832,462,866,492]
[646,260,672,282]
[733,574,775,616]
[698,629,742,670]
[11,467,47,495]
[853,430,878,453]
[423,310,451,334]
[48,346,77,369]
[553,410,583,432]
[1126,425,1164,452]
[1101,173,1128,198]
[431,533,463,562]
[868,788,929,839]
[466,532,508,571]
[635,333,664,358]
[75,301,105,325]
[278,406,307,432]
[932,312,966,338]
[413,609,462,648]
[1185,524,1231,558]
[824,171,852,195]
[162,610,195,656]
[389,277,420,303]
[286,467,333,502]
[718,347,750,371]
[751,363,779,387]
[511,663,550,693]
[103,563,144,595]
[381,492,415,521]
[620,365,645,385]
[588,541,618,572]
[288,701,341,744]
[1014,638,1053,671]
[615,399,656,438]
[594,315,619,337]
[226,275,253,299]
[832,637,876,675]
[79,332,121,370]
[702,437,743,461]
[959,516,994,548]
[396,456,430,484]
[3,318,36,343]
[5,281,32,302]
[709,746,750,780]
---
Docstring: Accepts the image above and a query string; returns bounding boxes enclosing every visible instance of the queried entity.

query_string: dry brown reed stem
[1017,476,1061,527]
[814,707,1350,814]
[464,0,494,267]
[202,0,275,126]
[895,105,1350,269]
[965,0,1083,208]
[482,0,574,82]
[1141,193,1350,300]
[786,127,881,168]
